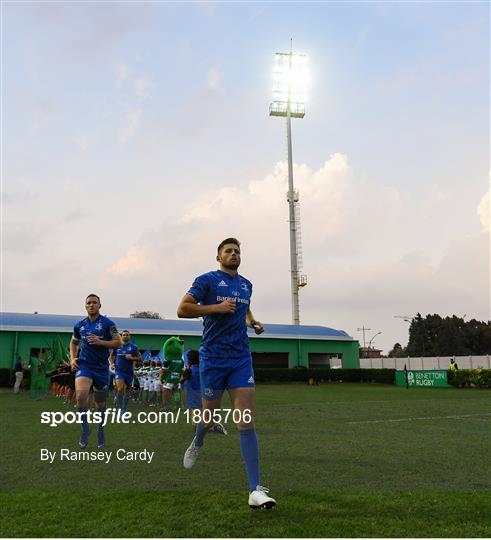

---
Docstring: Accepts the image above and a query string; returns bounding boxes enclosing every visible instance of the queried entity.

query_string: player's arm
[127,349,141,363]
[246,308,264,335]
[87,325,123,349]
[88,336,122,348]
[179,367,191,384]
[177,294,236,318]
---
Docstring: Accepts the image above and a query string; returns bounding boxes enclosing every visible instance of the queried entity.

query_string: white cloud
[207,66,222,90]
[135,77,154,99]
[477,190,490,232]
[62,209,89,225]
[4,152,485,352]
[99,153,488,352]
[108,246,152,276]
[119,107,142,143]
[76,135,89,152]
[420,183,448,212]
[3,222,44,254]
[115,63,130,83]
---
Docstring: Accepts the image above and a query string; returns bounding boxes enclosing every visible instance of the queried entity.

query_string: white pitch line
[348,413,491,425]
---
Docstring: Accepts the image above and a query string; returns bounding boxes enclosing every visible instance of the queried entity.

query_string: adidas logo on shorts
[218,280,228,287]
[248,376,255,384]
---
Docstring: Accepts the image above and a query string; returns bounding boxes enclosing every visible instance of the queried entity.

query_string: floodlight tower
[269,42,309,325]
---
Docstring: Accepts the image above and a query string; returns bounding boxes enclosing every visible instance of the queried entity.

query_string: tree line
[388,313,490,357]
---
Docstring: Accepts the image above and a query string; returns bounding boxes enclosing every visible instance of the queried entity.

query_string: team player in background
[177,238,276,509]
[180,350,227,435]
[109,330,141,416]
[70,294,122,449]
[180,350,202,420]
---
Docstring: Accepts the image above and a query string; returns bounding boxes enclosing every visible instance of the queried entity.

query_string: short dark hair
[217,237,240,255]
[85,294,100,302]
[187,349,200,365]
[121,329,130,334]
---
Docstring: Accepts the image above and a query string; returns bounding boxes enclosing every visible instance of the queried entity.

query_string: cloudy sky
[2,1,489,354]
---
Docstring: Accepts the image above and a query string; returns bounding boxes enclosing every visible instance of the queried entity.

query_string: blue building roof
[0,312,354,341]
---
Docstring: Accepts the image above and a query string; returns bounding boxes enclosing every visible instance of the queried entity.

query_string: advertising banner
[395,370,450,387]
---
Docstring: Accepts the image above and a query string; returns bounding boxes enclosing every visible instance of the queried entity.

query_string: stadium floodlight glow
[270,52,309,118]
[269,43,309,325]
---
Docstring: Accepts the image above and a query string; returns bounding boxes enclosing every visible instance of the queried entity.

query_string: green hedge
[0,367,396,387]
[254,368,396,385]
[2,368,488,388]
[447,369,491,388]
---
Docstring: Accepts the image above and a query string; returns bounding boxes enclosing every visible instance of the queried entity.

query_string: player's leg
[143,380,149,405]
[92,370,110,448]
[68,371,76,405]
[115,377,125,412]
[228,356,276,510]
[121,374,133,413]
[162,384,173,410]
[228,386,275,509]
[174,384,182,409]
[183,395,221,469]
[149,384,156,407]
[75,374,93,448]
[183,362,226,469]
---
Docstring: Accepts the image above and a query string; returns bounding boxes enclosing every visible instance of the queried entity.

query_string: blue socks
[192,422,261,492]
[78,406,89,447]
[240,428,260,492]
[78,406,89,436]
[193,421,208,447]
[121,394,128,414]
[97,408,106,447]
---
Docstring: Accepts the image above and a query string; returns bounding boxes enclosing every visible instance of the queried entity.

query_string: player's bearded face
[122,333,130,343]
[219,245,241,270]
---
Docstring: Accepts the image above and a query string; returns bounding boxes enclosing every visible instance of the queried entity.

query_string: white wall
[359,355,491,370]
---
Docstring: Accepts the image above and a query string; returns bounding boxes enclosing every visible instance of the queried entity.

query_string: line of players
[108,334,229,438]
[50,332,199,416]
[108,330,189,415]
[69,238,276,509]
[108,333,227,435]
[111,358,183,410]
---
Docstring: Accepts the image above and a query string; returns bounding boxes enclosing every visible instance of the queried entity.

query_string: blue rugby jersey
[73,315,119,369]
[184,364,201,409]
[187,270,252,358]
[114,342,139,374]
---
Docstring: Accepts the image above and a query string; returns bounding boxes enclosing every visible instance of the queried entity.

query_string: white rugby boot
[183,441,200,469]
[208,422,228,435]
[248,485,276,509]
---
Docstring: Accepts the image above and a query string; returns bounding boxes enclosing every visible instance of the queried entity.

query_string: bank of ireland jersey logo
[218,280,228,287]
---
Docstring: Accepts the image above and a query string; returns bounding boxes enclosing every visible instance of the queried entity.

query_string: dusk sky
[2,1,489,354]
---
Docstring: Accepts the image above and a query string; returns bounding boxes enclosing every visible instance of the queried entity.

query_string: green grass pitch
[0,383,490,537]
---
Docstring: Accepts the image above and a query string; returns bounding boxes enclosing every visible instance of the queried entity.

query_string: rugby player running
[70,294,122,449]
[109,330,141,416]
[177,238,276,509]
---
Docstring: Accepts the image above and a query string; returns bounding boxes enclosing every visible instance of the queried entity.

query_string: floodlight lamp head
[270,51,309,118]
